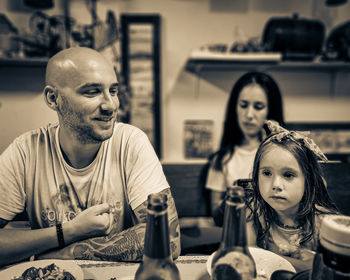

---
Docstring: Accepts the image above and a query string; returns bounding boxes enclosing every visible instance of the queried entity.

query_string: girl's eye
[261,169,272,177]
[284,172,296,179]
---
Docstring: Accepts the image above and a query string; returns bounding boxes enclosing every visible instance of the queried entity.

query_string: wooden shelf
[0,57,48,67]
[186,52,350,73]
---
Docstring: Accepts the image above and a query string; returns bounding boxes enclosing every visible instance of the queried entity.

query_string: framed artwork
[120,14,161,157]
[286,122,350,162]
[184,120,214,159]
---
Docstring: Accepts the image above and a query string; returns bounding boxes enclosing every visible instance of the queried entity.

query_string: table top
[75,256,210,280]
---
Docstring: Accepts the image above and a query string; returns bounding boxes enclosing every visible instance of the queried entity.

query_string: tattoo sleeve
[161,188,181,259]
[38,188,180,262]
[67,188,180,261]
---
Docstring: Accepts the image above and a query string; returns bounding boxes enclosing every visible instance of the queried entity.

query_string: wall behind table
[77,0,350,163]
[0,66,57,153]
[1,0,350,161]
[0,1,62,153]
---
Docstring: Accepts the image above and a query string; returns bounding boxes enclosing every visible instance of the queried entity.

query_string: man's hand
[65,203,113,242]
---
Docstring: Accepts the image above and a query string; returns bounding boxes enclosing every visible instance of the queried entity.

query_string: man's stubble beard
[57,96,115,144]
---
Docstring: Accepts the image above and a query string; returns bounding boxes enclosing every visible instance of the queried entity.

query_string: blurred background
[0,0,350,163]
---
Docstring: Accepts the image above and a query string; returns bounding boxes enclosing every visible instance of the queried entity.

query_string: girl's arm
[211,190,225,214]
[246,220,257,247]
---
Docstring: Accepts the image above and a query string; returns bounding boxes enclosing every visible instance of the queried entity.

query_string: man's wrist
[56,223,65,248]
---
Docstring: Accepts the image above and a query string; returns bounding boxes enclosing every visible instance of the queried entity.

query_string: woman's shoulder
[208,150,232,168]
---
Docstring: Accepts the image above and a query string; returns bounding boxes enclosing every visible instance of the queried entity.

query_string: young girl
[246,120,339,268]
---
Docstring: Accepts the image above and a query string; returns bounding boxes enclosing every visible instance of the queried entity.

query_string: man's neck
[58,127,101,169]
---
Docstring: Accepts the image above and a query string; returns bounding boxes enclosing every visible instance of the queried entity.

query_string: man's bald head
[45,47,115,88]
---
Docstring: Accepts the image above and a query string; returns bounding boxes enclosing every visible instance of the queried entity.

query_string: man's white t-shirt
[206,146,257,192]
[0,122,169,233]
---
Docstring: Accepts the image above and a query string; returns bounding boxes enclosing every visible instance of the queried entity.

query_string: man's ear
[44,85,58,111]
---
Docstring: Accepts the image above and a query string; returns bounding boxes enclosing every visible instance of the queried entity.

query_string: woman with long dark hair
[205,71,284,216]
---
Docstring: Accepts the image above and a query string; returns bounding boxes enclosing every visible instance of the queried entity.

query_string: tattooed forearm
[71,223,146,261]
[134,199,148,223]
[158,188,181,259]
[53,188,180,261]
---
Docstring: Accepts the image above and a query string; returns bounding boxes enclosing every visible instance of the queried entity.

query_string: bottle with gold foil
[135,193,180,280]
[310,215,350,280]
[211,186,256,280]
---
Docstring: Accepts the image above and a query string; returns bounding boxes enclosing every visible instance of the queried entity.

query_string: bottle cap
[319,215,350,256]
[147,193,168,211]
[226,186,245,205]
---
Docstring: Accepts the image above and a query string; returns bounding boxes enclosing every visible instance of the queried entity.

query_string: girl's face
[237,84,268,139]
[258,145,305,218]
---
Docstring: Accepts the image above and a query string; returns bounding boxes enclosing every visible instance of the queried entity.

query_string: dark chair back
[162,163,211,218]
[321,162,350,215]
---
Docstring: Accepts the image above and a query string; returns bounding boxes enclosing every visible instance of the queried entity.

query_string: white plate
[0,259,84,280]
[207,247,296,279]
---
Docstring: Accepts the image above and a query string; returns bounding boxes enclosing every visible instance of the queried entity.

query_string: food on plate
[11,263,76,280]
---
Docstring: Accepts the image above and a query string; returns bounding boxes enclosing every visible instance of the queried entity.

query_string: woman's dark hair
[247,136,338,248]
[211,71,284,171]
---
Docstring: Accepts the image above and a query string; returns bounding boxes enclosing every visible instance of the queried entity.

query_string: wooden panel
[162,163,210,218]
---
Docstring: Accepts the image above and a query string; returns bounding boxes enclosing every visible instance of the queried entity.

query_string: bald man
[0,47,180,267]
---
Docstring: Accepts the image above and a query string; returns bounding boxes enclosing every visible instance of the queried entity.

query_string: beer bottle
[310,215,350,280]
[211,186,256,280]
[135,193,180,280]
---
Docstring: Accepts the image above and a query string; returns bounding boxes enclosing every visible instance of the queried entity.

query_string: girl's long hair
[211,72,284,171]
[247,137,339,248]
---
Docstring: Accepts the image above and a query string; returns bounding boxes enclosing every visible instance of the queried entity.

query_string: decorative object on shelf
[70,0,118,51]
[21,11,69,57]
[0,14,19,58]
[262,13,325,61]
[121,14,162,157]
[325,0,347,6]
[324,20,350,61]
[23,0,54,9]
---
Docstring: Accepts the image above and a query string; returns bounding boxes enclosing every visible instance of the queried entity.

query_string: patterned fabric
[264,120,328,162]
[263,213,327,261]
[265,225,316,261]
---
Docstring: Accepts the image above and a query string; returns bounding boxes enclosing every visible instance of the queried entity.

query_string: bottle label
[212,251,256,280]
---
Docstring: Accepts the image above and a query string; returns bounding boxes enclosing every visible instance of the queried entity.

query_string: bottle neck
[144,210,171,259]
[221,201,247,248]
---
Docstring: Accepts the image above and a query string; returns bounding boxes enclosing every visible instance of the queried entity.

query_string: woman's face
[236,84,268,139]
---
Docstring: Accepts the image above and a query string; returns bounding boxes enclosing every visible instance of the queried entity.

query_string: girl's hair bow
[264,120,328,162]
